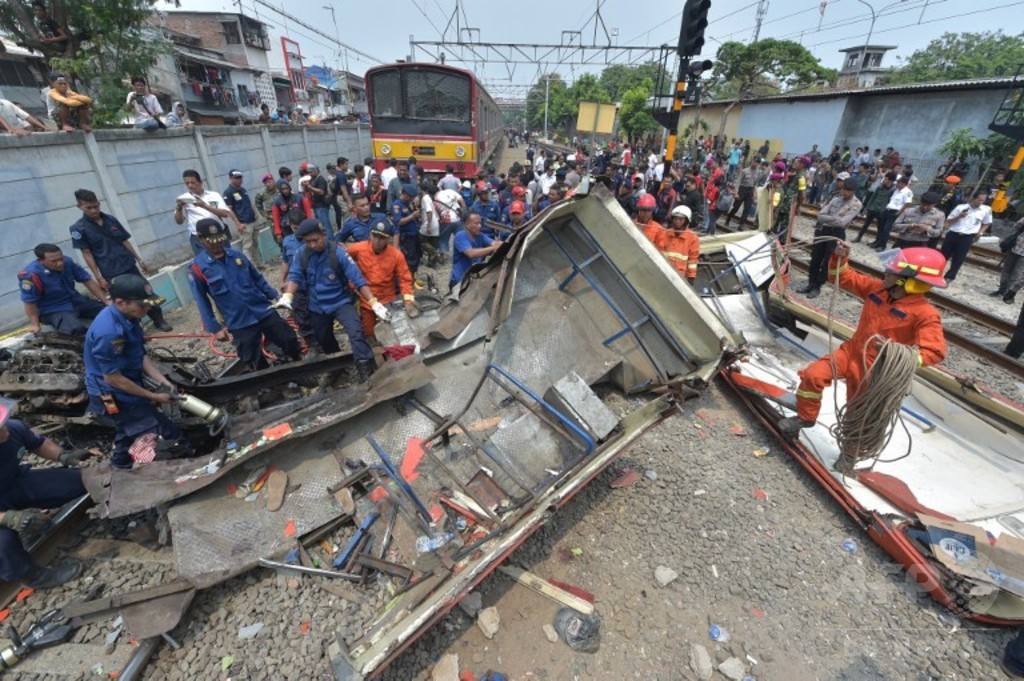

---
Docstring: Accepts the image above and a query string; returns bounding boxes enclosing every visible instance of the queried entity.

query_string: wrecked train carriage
[90,184,741,679]
[704,230,1024,626]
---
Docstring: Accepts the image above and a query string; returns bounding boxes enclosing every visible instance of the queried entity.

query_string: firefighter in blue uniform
[391,183,422,273]
[469,181,502,235]
[277,219,384,383]
[339,193,393,243]
[0,398,90,589]
[70,188,173,331]
[19,243,107,335]
[84,274,192,469]
[189,218,301,371]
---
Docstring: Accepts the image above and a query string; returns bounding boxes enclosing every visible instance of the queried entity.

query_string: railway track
[712,221,1024,378]
[799,205,1003,273]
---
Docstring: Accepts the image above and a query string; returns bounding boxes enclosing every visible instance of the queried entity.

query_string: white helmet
[670,205,692,222]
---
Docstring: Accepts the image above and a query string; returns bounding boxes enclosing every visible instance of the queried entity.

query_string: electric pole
[752,0,768,42]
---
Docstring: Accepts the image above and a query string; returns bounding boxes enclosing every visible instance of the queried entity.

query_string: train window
[369,69,402,117]
[405,69,470,121]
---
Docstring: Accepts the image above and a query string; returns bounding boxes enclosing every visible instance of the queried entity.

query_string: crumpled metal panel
[82,356,435,518]
[168,442,348,588]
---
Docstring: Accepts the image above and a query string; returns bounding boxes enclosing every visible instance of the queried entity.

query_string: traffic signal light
[678,0,712,57]
[688,59,713,77]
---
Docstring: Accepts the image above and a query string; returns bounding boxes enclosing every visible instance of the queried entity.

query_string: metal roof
[710,76,1016,105]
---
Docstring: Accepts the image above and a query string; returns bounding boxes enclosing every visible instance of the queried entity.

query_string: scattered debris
[708,624,731,642]
[750,448,770,458]
[644,469,658,481]
[498,565,595,614]
[238,622,265,639]
[431,652,460,681]
[458,592,483,618]
[693,489,707,496]
[654,566,678,587]
[718,656,747,681]
[543,623,559,643]
[750,607,766,618]
[841,538,858,554]
[221,655,234,672]
[477,606,501,640]
[283,518,297,537]
[730,424,747,436]
[265,470,288,512]
[553,607,602,652]
[610,468,640,488]
[570,547,583,557]
[689,643,714,681]
[711,564,719,579]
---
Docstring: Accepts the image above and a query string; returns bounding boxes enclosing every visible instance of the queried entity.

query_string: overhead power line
[251,0,387,65]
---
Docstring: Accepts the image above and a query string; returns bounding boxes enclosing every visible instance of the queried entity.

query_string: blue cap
[401,183,418,196]
[296,218,324,237]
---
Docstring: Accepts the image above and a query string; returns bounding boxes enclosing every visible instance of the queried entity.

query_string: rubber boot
[24,558,83,590]
[148,305,173,332]
[777,415,814,437]
[356,359,376,384]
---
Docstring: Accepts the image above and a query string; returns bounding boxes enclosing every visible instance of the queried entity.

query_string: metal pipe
[258,558,364,581]
[116,637,161,681]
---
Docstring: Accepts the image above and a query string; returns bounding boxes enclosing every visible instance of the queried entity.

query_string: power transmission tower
[752,0,769,42]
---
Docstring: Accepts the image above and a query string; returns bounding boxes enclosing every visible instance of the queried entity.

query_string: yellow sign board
[577,101,617,134]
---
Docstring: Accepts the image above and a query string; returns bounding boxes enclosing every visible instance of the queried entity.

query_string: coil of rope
[772,223,917,474]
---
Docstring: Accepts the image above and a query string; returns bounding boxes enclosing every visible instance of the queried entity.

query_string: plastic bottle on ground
[415,532,455,553]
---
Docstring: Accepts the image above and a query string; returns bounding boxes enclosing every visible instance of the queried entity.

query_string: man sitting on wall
[47,75,92,133]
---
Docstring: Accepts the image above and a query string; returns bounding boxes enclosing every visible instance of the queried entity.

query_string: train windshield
[368,67,473,137]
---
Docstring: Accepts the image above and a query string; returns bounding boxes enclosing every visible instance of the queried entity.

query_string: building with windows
[0,38,48,118]
[149,10,277,124]
[837,45,896,89]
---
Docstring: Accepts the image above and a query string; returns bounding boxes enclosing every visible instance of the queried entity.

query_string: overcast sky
[165,0,1017,93]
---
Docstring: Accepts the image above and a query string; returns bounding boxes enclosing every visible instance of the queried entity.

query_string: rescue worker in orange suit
[345,222,419,340]
[634,193,664,248]
[660,205,700,283]
[778,241,947,436]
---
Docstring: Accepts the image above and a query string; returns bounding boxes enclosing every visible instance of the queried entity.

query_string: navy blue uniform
[469,199,502,224]
[280,234,314,346]
[70,212,168,327]
[18,258,104,335]
[190,247,300,369]
[0,420,86,581]
[450,230,493,289]
[69,213,137,279]
[223,184,257,223]
[84,305,188,468]
[339,213,392,243]
[287,244,372,361]
[391,199,422,271]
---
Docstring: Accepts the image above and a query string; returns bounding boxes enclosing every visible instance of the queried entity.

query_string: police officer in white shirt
[941,190,993,282]
[870,175,913,251]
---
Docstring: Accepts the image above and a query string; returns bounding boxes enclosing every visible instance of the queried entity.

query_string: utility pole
[752,0,768,42]
[544,74,551,142]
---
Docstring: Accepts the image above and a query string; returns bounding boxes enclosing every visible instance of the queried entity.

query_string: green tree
[706,39,836,136]
[526,73,611,138]
[617,79,658,146]
[888,31,1024,85]
[0,0,174,127]
[599,62,671,101]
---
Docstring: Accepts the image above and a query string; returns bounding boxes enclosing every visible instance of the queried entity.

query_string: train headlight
[380,144,392,155]
[455,146,466,158]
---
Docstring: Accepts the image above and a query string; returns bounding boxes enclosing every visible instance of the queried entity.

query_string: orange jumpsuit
[795,254,946,422]
[346,241,414,338]
[636,219,665,249]
[660,228,700,280]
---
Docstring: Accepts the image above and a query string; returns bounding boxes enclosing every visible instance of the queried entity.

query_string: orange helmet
[879,247,947,289]
[509,200,526,215]
[637,193,656,210]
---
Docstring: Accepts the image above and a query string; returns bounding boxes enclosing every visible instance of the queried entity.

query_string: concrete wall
[833,88,1007,164]
[0,124,370,332]
[735,98,848,156]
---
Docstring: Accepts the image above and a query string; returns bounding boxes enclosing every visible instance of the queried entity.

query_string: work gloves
[1,509,38,532]
[272,292,294,312]
[404,300,421,318]
[370,299,390,323]
[58,448,92,467]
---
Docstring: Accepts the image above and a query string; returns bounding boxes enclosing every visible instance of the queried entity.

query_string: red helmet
[475,181,489,193]
[509,200,526,215]
[637,193,656,210]
[879,247,947,288]
[512,186,526,198]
